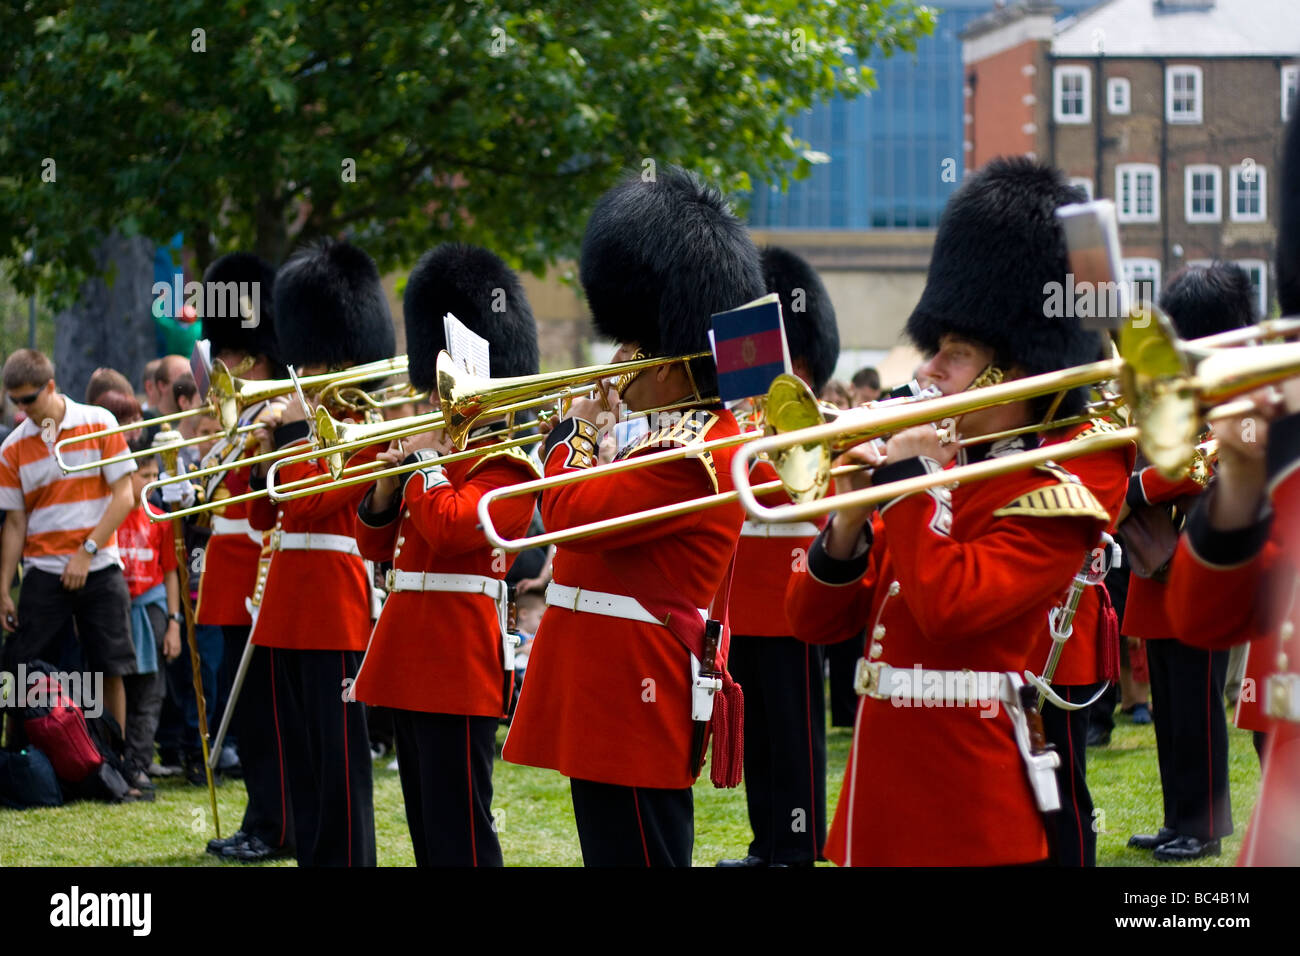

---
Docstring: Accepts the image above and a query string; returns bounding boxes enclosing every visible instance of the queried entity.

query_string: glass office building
[749,1,1092,229]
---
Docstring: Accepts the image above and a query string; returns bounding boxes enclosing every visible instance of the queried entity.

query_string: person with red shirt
[245,239,395,867]
[352,244,540,866]
[503,166,764,866]
[117,455,182,787]
[1123,263,1255,861]
[785,159,1119,866]
[716,246,838,868]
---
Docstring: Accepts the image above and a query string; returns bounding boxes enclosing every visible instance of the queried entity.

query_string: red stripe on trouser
[1205,654,1217,838]
[632,787,650,866]
[1064,687,1084,863]
[803,644,816,860]
[466,717,478,866]
[341,653,352,867]
[269,648,288,848]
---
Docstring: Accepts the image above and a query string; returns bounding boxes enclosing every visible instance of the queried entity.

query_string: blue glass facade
[749,1,1092,229]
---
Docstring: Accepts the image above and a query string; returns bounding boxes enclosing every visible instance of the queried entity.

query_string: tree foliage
[0,0,934,301]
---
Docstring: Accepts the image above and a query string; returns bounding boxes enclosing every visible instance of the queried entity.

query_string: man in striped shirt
[0,349,137,732]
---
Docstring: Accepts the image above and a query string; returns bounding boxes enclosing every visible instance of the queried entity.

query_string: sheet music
[444,312,492,377]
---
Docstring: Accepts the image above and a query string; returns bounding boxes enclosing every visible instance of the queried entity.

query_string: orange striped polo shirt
[0,396,137,573]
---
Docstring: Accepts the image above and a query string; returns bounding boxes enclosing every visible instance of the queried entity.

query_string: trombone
[55,354,410,474]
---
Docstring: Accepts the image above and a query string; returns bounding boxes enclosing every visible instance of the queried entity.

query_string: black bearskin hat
[761,246,840,395]
[403,244,539,391]
[1159,262,1255,340]
[579,165,765,397]
[1278,98,1300,316]
[201,253,282,371]
[905,157,1100,416]
[273,238,396,369]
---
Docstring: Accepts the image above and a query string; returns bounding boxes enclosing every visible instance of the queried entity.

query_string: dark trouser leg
[727,635,772,860]
[227,628,292,848]
[272,648,375,867]
[1254,730,1268,767]
[393,710,501,867]
[122,604,168,775]
[1089,680,1117,738]
[1161,640,1233,840]
[569,778,693,867]
[182,625,223,761]
[826,629,865,728]
[1146,638,1178,830]
[1042,682,1101,866]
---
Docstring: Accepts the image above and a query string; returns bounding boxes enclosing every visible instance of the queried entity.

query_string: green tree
[0,0,934,301]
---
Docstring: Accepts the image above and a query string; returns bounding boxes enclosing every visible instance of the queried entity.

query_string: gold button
[868,642,883,659]
[872,625,886,641]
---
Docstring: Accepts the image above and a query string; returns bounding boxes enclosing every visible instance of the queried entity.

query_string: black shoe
[207,830,248,856]
[716,855,767,867]
[1128,827,1178,850]
[222,835,288,863]
[1086,725,1111,747]
[1154,836,1221,861]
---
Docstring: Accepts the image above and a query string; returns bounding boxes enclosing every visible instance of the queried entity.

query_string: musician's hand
[567,381,620,432]
[160,479,197,509]
[252,401,285,456]
[1282,376,1300,415]
[887,423,957,467]
[277,397,308,426]
[1208,387,1275,530]
[824,444,880,557]
[372,444,406,506]
[404,428,454,457]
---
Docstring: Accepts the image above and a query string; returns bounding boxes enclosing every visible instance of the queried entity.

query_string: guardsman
[502,166,764,866]
[717,246,838,868]
[351,244,541,866]
[1160,106,1300,866]
[1124,263,1255,861]
[192,252,295,863]
[245,239,395,867]
[786,159,1114,865]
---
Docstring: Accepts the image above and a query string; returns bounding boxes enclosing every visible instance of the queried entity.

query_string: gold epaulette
[467,442,542,480]
[617,410,721,493]
[1070,417,1122,442]
[993,463,1110,522]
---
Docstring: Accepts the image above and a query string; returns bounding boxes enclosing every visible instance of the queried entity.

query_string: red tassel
[710,673,744,788]
[1097,584,1121,682]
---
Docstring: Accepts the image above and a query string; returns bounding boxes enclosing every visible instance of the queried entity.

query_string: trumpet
[56,354,410,474]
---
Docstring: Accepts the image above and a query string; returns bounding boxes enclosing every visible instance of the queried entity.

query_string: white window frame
[1283,65,1299,122]
[1068,177,1094,200]
[1234,259,1268,317]
[1184,164,1221,224]
[1116,163,1160,223]
[1166,65,1203,124]
[1123,258,1162,308]
[1229,163,1267,223]
[1107,77,1131,115]
[1054,65,1091,124]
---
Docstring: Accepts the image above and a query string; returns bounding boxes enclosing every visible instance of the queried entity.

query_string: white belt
[545,583,706,625]
[739,520,819,538]
[211,516,262,544]
[1265,673,1300,722]
[854,659,1017,706]
[386,570,507,599]
[269,531,359,556]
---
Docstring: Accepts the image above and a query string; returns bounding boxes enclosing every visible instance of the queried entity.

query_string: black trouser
[122,604,168,776]
[224,627,293,849]
[3,566,134,676]
[1043,682,1104,866]
[825,629,865,728]
[728,634,826,863]
[269,647,375,867]
[392,710,501,867]
[1146,638,1233,841]
[569,778,693,867]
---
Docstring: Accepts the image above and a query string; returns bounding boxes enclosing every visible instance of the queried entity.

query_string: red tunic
[503,409,745,790]
[1122,465,1208,641]
[1164,457,1300,865]
[786,457,1109,866]
[351,447,540,717]
[195,465,264,627]
[1028,422,1135,685]
[728,458,822,637]
[247,441,380,652]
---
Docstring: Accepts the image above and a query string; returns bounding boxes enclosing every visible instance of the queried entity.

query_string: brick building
[963,0,1300,315]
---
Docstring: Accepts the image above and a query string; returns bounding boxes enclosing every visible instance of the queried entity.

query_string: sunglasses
[9,383,48,406]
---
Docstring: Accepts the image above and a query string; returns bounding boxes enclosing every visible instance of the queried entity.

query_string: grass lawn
[0,705,1259,867]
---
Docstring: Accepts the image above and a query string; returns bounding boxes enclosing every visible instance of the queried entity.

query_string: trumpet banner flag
[710,293,791,402]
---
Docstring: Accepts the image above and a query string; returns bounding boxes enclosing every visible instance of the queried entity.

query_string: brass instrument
[55,354,410,474]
